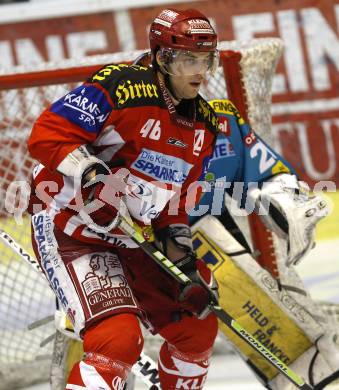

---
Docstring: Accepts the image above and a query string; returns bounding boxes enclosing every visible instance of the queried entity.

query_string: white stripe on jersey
[64,214,84,236]
[93,125,125,146]
[65,384,87,389]
[94,125,126,163]
[97,144,125,162]
[48,176,79,217]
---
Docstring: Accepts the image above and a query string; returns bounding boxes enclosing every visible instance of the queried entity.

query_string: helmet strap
[157,73,195,129]
[164,74,181,103]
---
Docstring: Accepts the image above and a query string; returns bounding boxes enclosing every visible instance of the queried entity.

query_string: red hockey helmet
[149,8,217,53]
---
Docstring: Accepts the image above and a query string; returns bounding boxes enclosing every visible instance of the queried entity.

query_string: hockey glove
[80,163,129,233]
[248,174,328,266]
[156,224,219,319]
[155,223,194,262]
[178,257,219,319]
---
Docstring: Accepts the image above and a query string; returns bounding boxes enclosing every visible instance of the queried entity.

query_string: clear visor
[159,48,219,76]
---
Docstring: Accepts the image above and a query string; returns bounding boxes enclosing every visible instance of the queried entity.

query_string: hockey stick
[117,216,314,390]
[0,228,160,389]
[0,228,44,274]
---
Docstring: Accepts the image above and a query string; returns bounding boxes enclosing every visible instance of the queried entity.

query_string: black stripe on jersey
[196,96,220,135]
[88,64,165,109]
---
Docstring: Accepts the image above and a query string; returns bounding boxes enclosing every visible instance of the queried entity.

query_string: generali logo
[79,253,136,316]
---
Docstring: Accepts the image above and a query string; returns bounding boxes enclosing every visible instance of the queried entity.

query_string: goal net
[0,38,283,389]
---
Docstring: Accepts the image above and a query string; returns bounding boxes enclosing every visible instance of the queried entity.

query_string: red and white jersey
[28,63,219,247]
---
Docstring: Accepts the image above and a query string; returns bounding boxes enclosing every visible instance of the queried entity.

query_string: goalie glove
[155,224,219,319]
[248,174,328,266]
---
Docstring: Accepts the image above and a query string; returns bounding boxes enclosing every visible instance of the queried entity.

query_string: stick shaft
[0,228,43,274]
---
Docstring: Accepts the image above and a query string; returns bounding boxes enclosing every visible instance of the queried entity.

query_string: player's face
[168,51,214,99]
[168,51,218,76]
[169,72,205,99]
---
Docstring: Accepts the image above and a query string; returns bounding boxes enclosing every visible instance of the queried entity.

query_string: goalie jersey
[193,99,295,218]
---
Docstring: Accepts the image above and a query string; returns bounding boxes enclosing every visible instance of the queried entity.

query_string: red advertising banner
[0,0,338,186]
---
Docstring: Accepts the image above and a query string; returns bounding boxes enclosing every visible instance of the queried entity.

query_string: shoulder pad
[88,64,161,109]
[208,99,245,124]
[89,63,148,83]
[196,97,219,135]
[89,63,129,83]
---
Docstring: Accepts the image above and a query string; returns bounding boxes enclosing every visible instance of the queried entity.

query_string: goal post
[0,38,283,389]
[218,41,283,278]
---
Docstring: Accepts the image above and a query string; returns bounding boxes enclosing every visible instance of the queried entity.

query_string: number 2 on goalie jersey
[250,141,277,174]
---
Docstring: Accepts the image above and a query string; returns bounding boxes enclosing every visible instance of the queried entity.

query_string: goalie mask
[149,8,219,76]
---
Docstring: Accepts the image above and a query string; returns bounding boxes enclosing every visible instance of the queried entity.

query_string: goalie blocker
[191,215,339,389]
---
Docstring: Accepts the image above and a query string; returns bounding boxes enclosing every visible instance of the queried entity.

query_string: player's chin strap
[115,210,314,390]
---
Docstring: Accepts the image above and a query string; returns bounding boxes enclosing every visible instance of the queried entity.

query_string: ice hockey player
[28,8,221,390]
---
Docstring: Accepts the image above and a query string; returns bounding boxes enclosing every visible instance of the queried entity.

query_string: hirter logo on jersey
[115,79,159,107]
[51,85,111,133]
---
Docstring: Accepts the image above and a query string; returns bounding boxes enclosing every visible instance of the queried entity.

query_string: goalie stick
[117,215,314,390]
[0,228,160,390]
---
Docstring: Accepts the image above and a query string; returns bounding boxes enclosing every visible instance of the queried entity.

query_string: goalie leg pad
[270,340,339,390]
